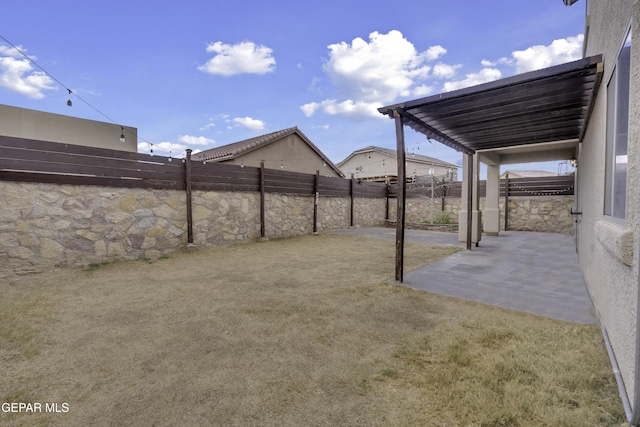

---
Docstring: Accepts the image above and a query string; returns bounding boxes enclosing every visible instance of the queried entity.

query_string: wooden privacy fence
[0,136,389,241]
[388,174,575,199]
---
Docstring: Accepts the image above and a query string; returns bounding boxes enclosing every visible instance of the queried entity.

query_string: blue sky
[1,0,585,175]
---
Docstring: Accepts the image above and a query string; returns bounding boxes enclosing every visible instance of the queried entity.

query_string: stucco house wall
[577,0,640,403]
[221,133,341,177]
[339,147,458,181]
[0,104,137,152]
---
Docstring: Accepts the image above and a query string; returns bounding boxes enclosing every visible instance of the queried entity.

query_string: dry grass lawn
[0,234,626,426]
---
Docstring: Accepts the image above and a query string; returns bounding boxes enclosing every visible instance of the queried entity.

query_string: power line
[0,33,148,146]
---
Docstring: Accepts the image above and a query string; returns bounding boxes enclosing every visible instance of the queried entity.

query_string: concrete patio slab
[329,227,595,324]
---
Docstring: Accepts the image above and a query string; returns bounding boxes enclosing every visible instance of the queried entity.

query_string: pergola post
[394,111,406,282]
[485,163,501,236]
[458,153,481,249]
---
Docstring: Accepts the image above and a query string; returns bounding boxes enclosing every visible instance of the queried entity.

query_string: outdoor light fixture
[119,127,126,144]
[570,156,577,167]
[66,89,72,107]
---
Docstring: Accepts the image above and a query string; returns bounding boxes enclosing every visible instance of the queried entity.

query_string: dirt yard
[0,234,625,426]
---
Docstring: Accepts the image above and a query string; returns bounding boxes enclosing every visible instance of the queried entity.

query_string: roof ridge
[192,126,298,161]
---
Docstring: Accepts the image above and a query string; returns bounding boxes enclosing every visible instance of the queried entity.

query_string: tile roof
[192,127,299,162]
[191,127,344,177]
[338,145,459,169]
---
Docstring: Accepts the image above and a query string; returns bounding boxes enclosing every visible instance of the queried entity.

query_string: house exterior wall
[0,104,137,152]
[339,151,457,181]
[220,133,341,177]
[578,0,640,402]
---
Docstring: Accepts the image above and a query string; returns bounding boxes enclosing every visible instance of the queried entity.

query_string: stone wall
[0,181,386,275]
[388,195,574,234]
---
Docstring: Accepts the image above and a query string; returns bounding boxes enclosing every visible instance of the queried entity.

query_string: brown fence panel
[388,175,574,199]
[504,175,574,196]
[353,181,388,198]
[263,168,316,195]
[0,136,184,189]
[317,175,351,197]
[190,162,260,192]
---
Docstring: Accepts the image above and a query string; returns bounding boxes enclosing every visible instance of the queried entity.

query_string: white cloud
[425,45,447,61]
[443,68,502,92]
[199,122,215,131]
[303,30,448,119]
[0,45,56,99]
[432,63,461,79]
[305,99,384,120]
[177,135,215,146]
[412,84,435,97]
[323,30,442,104]
[198,41,276,76]
[233,116,265,130]
[300,102,320,117]
[511,35,583,74]
[481,59,496,67]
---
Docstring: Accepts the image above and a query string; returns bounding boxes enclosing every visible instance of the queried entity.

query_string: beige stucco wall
[221,133,341,177]
[339,150,457,181]
[0,104,137,152]
[578,0,640,403]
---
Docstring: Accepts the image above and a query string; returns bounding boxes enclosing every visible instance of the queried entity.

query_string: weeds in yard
[83,262,109,272]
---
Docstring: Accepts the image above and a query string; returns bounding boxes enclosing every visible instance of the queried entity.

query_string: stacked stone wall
[0,181,386,275]
[388,195,574,234]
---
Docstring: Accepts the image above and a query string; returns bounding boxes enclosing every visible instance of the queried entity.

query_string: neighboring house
[192,127,344,178]
[0,103,137,152]
[379,0,639,422]
[337,146,458,183]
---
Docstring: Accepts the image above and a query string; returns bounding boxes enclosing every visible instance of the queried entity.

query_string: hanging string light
[0,33,151,150]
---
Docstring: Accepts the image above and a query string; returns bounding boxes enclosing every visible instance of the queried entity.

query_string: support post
[314,170,319,233]
[260,161,266,238]
[350,178,354,227]
[385,184,390,221]
[466,153,473,250]
[504,173,509,231]
[394,111,406,282]
[484,164,501,236]
[185,149,193,244]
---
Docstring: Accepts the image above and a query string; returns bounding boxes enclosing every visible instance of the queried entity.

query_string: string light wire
[0,33,158,150]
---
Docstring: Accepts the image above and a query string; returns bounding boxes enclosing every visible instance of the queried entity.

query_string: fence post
[260,161,266,238]
[385,184,390,221]
[504,173,509,231]
[314,170,319,233]
[185,149,193,244]
[350,178,355,227]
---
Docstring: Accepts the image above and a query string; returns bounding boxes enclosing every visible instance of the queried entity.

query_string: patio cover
[378,55,603,155]
[379,55,603,281]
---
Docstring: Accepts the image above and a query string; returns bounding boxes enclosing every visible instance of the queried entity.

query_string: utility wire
[0,34,143,144]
